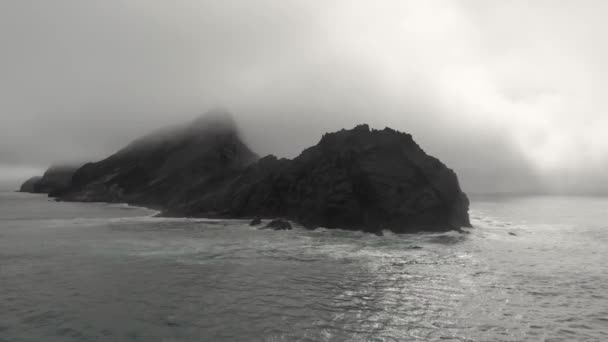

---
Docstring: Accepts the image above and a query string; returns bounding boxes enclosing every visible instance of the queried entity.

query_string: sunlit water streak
[0,192,606,341]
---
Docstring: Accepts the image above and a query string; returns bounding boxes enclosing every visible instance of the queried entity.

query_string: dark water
[0,192,606,341]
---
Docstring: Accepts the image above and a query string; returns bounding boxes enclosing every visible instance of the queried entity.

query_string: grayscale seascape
[2,192,606,341]
[2,2,608,341]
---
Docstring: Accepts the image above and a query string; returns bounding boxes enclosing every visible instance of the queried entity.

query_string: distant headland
[20,110,470,234]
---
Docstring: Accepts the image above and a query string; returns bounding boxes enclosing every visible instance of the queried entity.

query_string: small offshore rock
[249,216,262,226]
[263,219,292,230]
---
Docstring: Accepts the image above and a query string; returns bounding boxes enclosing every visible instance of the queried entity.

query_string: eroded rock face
[47,112,470,234]
[175,124,470,233]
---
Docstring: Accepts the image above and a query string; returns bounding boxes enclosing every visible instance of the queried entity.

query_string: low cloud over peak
[1,0,607,194]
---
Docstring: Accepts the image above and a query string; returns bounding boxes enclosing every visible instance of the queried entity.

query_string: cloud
[0,0,607,193]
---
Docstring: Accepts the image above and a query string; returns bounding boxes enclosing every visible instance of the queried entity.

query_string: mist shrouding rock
[58,110,258,208]
[3,1,608,193]
[49,111,470,233]
[19,165,80,195]
[19,176,42,193]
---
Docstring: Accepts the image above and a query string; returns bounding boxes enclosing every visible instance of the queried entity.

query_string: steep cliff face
[59,110,259,208]
[169,124,470,232]
[19,166,79,195]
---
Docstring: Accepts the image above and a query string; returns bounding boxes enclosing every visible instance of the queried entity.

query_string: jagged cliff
[23,111,470,233]
[163,124,470,232]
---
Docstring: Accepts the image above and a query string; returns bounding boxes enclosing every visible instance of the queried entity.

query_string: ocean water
[0,191,606,341]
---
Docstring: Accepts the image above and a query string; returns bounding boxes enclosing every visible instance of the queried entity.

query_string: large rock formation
[58,110,259,209]
[43,111,469,233]
[19,165,79,195]
[165,124,470,233]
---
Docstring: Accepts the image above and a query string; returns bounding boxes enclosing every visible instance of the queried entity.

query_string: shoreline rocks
[249,216,262,226]
[261,219,292,231]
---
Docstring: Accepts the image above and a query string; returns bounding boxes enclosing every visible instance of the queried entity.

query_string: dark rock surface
[170,124,470,233]
[19,176,42,193]
[58,110,258,209]
[46,111,470,234]
[19,166,79,195]
[262,219,292,230]
[249,216,262,226]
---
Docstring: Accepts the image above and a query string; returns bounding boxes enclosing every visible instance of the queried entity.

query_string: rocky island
[21,111,470,233]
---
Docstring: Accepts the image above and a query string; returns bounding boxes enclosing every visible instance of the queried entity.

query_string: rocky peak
[118,109,246,158]
[307,124,419,161]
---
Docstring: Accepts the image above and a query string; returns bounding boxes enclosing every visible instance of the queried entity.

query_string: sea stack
[26,110,470,233]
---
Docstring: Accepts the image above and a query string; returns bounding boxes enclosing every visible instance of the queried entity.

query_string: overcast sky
[1,0,607,193]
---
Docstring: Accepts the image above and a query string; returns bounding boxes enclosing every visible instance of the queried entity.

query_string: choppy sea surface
[0,191,606,342]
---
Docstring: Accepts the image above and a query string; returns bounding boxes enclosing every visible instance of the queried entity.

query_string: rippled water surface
[0,192,606,341]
